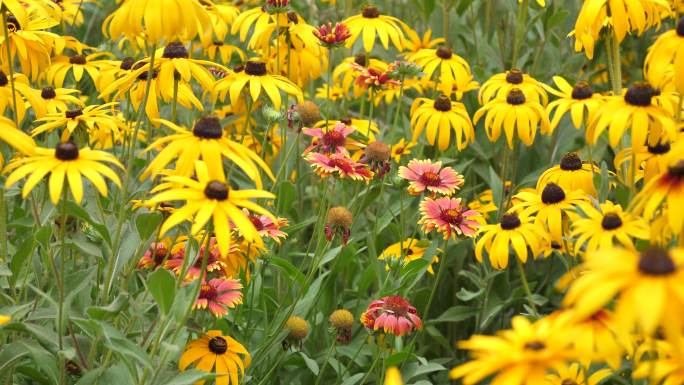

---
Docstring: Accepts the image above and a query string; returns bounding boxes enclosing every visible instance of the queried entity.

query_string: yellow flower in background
[0,117,36,156]
[410,94,475,151]
[564,246,684,345]
[4,141,123,204]
[390,139,416,163]
[473,88,551,148]
[45,51,113,87]
[560,309,628,369]
[644,17,684,93]
[633,339,684,384]
[333,54,388,98]
[475,212,548,269]
[31,103,126,147]
[544,77,604,129]
[213,60,303,109]
[0,71,29,122]
[104,0,211,42]
[149,160,274,256]
[19,85,83,119]
[450,315,577,385]
[0,10,61,80]
[378,238,440,274]
[537,153,600,197]
[402,27,444,55]
[342,4,407,52]
[586,82,675,150]
[315,83,345,101]
[479,69,548,105]
[179,330,250,385]
[571,201,649,254]
[267,40,329,86]
[409,46,475,95]
[614,139,673,185]
[545,363,611,385]
[0,315,10,325]
[384,367,403,385]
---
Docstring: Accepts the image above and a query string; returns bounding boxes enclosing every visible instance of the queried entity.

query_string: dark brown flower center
[65,109,83,119]
[559,153,583,171]
[133,62,159,80]
[41,86,57,99]
[419,171,441,186]
[506,88,526,105]
[204,180,229,201]
[382,296,410,316]
[199,283,217,300]
[500,213,521,230]
[0,71,7,87]
[677,16,684,37]
[667,160,684,178]
[561,380,577,385]
[541,183,565,204]
[245,61,267,76]
[362,5,380,18]
[120,57,135,70]
[440,208,463,225]
[192,116,223,139]
[648,141,671,155]
[638,247,676,276]
[69,54,87,65]
[6,14,20,31]
[433,94,452,111]
[624,82,655,106]
[162,41,189,59]
[571,81,593,99]
[601,213,622,230]
[436,46,453,59]
[524,341,546,350]
[208,336,228,354]
[287,11,298,24]
[353,53,367,67]
[55,141,79,160]
[506,69,523,84]
[213,41,224,46]
[340,118,353,125]
[323,130,345,147]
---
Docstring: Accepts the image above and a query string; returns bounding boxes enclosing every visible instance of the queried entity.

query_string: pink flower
[243,209,289,243]
[193,278,243,318]
[398,159,464,196]
[302,122,360,155]
[164,238,231,281]
[137,242,169,270]
[313,22,351,47]
[418,197,481,239]
[362,296,422,336]
[306,152,373,181]
[350,62,400,89]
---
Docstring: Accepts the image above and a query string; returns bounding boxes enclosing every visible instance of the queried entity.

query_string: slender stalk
[605,29,623,95]
[367,88,375,135]
[442,0,449,45]
[57,187,69,385]
[2,10,19,128]
[515,257,540,318]
[510,0,529,67]
[421,238,449,318]
[171,75,179,123]
[391,75,406,132]
[256,349,288,385]
[325,47,334,129]
[0,187,6,262]
[313,341,337,385]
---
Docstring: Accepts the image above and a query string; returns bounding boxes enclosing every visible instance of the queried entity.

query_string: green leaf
[270,256,306,286]
[87,295,129,320]
[164,370,216,385]
[65,201,111,245]
[147,268,176,314]
[429,306,478,324]
[135,212,163,241]
[299,352,319,375]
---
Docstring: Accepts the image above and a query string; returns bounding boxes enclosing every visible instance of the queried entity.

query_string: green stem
[442,0,449,46]
[0,187,6,262]
[367,88,375,135]
[510,0,529,68]
[391,75,406,133]
[325,47,334,129]
[313,341,337,385]
[516,257,540,318]
[605,28,623,95]
[421,238,449,318]
[57,186,69,385]
[2,10,19,128]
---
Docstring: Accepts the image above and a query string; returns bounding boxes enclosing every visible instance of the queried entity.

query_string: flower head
[419,197,481,239]
[179,331,250,385]
[193,278,243,318]
[398,159,464,196]
[350,62,400,90]
[362,295,422,337]
[313,22,351,47]
[306,152,373,181]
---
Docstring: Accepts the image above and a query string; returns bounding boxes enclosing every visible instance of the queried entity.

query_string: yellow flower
[401,27,445,55]
[104,0,211,42]
[513,182,589,243]
[342,5,407,52]
[544,77,604,130]
[409,46,476,96]
[545,363,611,385]
[31,103,126,147]
[315,83,345,101]
[644,17,684,93]
[571,201,649,255]
[179,330,250,385]
[267,37,329,86]
[0,71,29,122]
[473,88,551,148]
[0,315,10,325]
[332,54,388,97]
[537,153,600,197]
[450,315,577,385]
[213,60,303,109]
[614,139,673,185]
[0,10,60,80]
[149,160,274,257]
[586,82,675,150]
[475,212,548,270]
[410,94,475,151]
[18,84,83,119]
[45,52,113,88]
[4,141,123,204]
[479,69,548,105]
[390,139,416,163]
[0,116,35,156]
[378,238,440,274]
[563,246,684,345]
[384,367,404,385]
[633,339,684,384]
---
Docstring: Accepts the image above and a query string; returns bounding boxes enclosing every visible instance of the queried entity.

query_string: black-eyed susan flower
[537,153,600,197]
[633,339,684,384]
[409,46,475,96]
[571,201,649,254]
[560,309,628,369]
[419,197,481,239]
[586,82,675,150]
[513,182,588,243]
[105,0,210,42]
[479,69,548,105]
[141,116,274,188]
[4,141,123,204]
[475,212,548,270]
[19,85,83,119]
[614,140,673,184]
[402,27,444,55]
[450,315,576,385]
[545,363,611,385]
[645,17,684,93]
[342,5,407,52]
[564,246,684,344]
[410,94,475,151]
[398,159,464,196]
[193,278,243,318]
[45,51,112,87]
[0,71,27,122]
[149,161,275,257]
[179,331,250,385]
[473,88,551,148]
[0,117,36,162]
[361,296,422,337]
[378,238,440,274]
[213,61,302,109]
[32,103,126,147]
[390,139,415,163]
[0,11,60,80]
[544,77,604,130]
